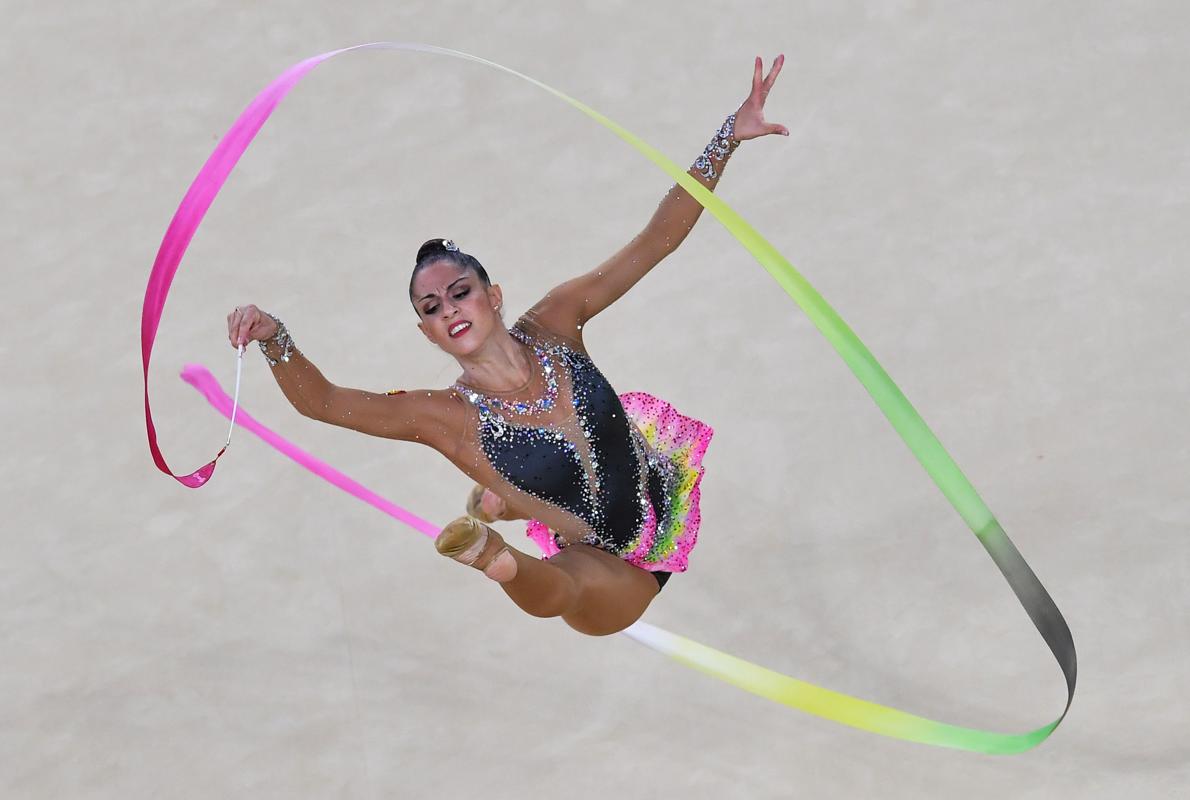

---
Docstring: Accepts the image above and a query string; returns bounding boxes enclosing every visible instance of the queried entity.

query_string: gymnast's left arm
[544,54,790,327]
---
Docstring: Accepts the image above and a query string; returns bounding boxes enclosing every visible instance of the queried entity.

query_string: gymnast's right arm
[227,304,460,453]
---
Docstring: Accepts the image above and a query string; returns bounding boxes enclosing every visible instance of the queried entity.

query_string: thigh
[548,544,660,636]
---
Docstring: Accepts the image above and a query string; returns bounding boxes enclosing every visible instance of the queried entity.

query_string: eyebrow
[417,276,468,303]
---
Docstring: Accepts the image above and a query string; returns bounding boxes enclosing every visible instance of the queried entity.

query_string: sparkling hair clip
[443,239,460,252]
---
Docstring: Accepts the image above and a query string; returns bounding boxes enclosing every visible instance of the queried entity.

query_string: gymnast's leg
[435,516,661,636]
[546,544,662,636]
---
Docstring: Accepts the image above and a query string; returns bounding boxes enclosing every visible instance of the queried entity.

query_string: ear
[489,284,504,313]
[417,319,433,341]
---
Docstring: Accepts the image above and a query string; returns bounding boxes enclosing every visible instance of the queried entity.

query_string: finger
[764,54,784,89]
[762,54,783,88]
[753,56,762,92]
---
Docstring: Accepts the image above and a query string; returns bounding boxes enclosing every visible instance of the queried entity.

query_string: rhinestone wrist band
[692,112,740,180]
[258,312,295,367]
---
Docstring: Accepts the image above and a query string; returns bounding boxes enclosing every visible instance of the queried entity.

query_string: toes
[437,516,516,580]
[436,516,485,560]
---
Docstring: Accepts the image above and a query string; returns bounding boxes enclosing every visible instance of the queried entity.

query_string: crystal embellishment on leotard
[451,338,559,424]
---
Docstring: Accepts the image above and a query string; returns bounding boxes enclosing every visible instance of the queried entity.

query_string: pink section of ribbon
[178,364,441,537]
[141,49,344,487]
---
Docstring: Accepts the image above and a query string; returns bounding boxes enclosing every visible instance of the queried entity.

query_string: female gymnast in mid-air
[226,55,788,636]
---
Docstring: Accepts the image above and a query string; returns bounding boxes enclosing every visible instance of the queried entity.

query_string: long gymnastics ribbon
[143,42,1076,753]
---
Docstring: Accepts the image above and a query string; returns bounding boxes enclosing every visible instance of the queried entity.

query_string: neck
[456,327,533,392]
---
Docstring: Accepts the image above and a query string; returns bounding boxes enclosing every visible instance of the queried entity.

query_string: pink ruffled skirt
[524,391,713,574]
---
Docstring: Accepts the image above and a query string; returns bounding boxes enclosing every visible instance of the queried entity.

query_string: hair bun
[415,238,452,264]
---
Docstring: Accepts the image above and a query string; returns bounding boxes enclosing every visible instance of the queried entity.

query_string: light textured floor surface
[3,1,1187,797]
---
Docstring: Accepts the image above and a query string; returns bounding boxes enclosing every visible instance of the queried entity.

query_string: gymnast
[225,55,788,636]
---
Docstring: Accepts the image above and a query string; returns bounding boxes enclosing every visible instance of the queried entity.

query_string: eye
[421,284,469,316]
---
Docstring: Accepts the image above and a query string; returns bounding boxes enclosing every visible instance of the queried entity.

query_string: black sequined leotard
[452,315,681,567]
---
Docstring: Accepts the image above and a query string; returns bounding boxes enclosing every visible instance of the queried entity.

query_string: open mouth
[448,321,472,338]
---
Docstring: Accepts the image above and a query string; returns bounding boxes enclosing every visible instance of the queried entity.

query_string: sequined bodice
[453,324,679,549]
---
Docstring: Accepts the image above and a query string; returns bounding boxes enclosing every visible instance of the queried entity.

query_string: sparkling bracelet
[258,312,295,367]
[692,112,740,180]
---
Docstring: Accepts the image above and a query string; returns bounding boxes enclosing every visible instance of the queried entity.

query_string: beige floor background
[3,1,1187,797]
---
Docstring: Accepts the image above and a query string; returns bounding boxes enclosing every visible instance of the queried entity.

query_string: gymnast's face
[413,260,503,356]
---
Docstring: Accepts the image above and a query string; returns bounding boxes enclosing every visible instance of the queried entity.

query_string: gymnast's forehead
[412,260,473,297]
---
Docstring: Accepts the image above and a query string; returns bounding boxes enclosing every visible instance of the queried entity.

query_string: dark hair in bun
[409,238,492,309]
